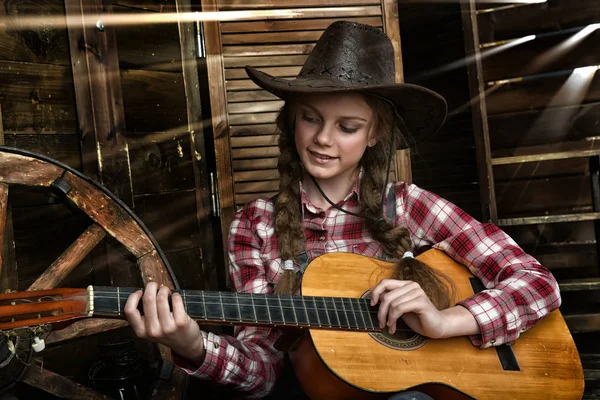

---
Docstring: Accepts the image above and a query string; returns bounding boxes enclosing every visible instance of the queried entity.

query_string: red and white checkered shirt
[175,180,561,398]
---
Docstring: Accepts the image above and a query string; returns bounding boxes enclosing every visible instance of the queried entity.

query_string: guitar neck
[89,286,381,332]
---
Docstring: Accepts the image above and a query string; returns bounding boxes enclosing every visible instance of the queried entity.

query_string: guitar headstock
[0,288,89,332]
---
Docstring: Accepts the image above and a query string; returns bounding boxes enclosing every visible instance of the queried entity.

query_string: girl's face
[294,92,375,183]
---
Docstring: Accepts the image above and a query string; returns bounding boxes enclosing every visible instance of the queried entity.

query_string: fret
[303,296,319,326]
[267,296,284,323]
[312,297,322,327]
[279,295,297,325]
[200,291,208,321]
[250,294,258,323]
[182,290,188,315]
[220,292,241,321]
[234,293,243,322]
[116,287,121,316]
[342,298,358,328]
[291,296,309,325]
[333,298,348,328]
[324,298,340,327]
[251,294,270,323]
[204,293,224,320]
[360,298,376,330]
[314,297,330,327]
[352,298,367,329]
[237,294,257,323]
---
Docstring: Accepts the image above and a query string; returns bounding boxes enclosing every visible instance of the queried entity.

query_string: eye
[339,125,359,134]
[301,113,319,123]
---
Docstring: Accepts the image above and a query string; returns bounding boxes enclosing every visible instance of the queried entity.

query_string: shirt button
[319,236,325,241]
[490,339,496,345]
[214,342,220,349]
[319,212,325,218]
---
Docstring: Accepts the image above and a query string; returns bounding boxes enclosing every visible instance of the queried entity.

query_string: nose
[314,123,334,146]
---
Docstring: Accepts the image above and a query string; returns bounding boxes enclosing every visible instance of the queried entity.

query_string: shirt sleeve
[396,183,562,348]
[173,202,284,398]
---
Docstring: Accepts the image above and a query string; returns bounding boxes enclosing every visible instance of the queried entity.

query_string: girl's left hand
[370,279,448,338]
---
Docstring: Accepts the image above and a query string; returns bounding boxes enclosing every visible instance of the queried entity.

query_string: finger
[370,279,411,306]
[142,282,160,330]
[157,286,175,331]
[376,284,420,328]
[124,290,146,337]
[387,289,423,334]
[171,293,189,328]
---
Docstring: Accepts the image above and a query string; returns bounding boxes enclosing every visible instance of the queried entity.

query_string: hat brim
[246,66,448,149]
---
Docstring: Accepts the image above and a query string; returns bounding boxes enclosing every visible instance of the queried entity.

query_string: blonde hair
[273,94,453,310]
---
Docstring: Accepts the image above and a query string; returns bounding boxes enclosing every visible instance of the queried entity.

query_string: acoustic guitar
[0,249,585,399]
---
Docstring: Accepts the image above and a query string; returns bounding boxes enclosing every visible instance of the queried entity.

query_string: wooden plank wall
[202,0,407,249]
[0,0,215,290]
[474,1,600,397]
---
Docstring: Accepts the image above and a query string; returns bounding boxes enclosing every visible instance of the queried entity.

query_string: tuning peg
[7,340,15,355]
[32,337,45,353]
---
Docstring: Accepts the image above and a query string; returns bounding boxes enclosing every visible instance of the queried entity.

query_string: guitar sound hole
[361,291,428,351]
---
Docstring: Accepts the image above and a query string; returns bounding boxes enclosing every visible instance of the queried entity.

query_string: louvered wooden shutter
[201,0,410,247]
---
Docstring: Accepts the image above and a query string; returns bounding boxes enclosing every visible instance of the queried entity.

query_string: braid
[361,96,455,310]
[273,103,304,295]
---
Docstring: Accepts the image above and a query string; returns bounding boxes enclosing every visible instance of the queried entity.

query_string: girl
[124,21,561,399]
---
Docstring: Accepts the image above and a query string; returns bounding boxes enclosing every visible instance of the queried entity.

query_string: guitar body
[291,250,584,400]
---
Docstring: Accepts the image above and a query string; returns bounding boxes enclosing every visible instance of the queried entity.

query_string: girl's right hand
[124,282,206,365]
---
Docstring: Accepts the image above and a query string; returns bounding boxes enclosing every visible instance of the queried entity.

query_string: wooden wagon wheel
[0,146,187,399]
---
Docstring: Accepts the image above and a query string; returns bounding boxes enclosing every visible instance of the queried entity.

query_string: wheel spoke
[46,319,128,345]
[28,224,106,291]
[22,364,110,399]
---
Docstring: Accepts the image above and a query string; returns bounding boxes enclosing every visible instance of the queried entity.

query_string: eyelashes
[301,113,360,134]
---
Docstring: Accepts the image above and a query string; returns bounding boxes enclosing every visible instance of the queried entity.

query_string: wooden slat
[202,0,236,259]
[226,66,300,80]
[226,78,261,91]
[64,0,133,207]
[228,90,280,103]
[492,140,600,165]
[223,30,324,45]
[233,158,278,170]
[236,192,278,205]
[230,123,278,136]
[565,313,600,333]
[560,278,600,292]
[231,135,279,147]
[486,75,600,116]
[461,0,498,223]
[0,152,64,186]
[498,212,600,227]
[488,102,600,150]
[234,169,280,182]
[235,180,279,193]
[219,0,380,9]
[482,30,600,82]
[229,112,278,125]
[221,15,382,33]
[0,60,77,134]
[223,43,316,57]
[228,101,284,114]
[232,146,279,159]
[176,0,220,291]
[224,54,308,68]
[27,224,106,291]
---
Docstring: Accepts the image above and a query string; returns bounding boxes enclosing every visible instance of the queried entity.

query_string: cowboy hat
[245,20,448,149]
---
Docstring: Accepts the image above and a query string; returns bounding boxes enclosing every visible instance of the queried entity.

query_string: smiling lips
[309,150,338,164]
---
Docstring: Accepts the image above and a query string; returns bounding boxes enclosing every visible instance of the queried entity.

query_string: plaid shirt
[175,180,561,398]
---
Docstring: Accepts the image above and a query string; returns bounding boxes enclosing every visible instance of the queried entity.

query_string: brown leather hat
[245,20,448,149]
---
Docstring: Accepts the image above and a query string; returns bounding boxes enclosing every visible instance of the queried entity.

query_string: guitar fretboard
[90,286,380,332]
